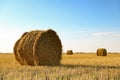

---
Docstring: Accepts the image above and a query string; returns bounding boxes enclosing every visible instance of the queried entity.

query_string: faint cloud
[92,32,112,36]
[92,32,120,37]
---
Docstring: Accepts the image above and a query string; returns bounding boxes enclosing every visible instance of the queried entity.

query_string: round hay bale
[97,48,107,56]
[67,50,73,55]
[14,29,62,66]
[14,32,28,65]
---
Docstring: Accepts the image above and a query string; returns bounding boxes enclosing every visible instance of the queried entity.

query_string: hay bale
[67,50,73,55]
[14,29,62,66]
[97,48,107,56]
[14,32,28,65]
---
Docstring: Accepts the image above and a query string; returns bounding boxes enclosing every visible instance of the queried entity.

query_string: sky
[0,0,120,53]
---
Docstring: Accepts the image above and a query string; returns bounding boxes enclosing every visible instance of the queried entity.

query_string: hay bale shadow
[60,64,120,69]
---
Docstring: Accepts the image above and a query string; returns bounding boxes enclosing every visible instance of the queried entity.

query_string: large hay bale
[97,48,107,56]
[14,29,62,66]
[67,50,73,55]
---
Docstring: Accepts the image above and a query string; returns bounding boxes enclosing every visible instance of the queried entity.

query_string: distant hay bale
[14,29,62,66]
[67,50,73,55]
[97,48,107,56]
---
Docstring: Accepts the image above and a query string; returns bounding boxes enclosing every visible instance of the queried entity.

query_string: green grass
[0,53,120,80]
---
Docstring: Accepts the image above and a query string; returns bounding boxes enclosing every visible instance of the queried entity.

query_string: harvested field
[0,53,120,80]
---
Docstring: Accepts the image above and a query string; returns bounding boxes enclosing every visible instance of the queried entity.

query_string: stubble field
[0,53,120,80]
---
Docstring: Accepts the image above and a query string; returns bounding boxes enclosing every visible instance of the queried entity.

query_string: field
[0,53,120,80]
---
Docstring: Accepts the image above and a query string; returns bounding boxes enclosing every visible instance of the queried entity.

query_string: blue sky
[0,0,120,52]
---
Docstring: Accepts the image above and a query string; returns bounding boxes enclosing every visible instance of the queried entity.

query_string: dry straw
[97,48,107,56]
[14,29,62,66]
[67,50,73,55]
